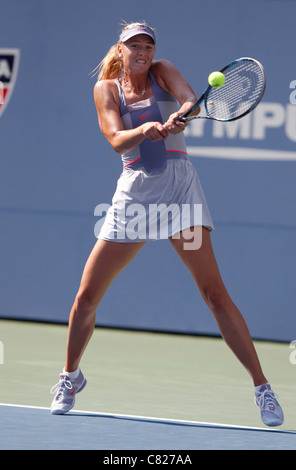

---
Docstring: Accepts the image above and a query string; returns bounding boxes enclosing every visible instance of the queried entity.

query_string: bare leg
[65,239,145,372]
[170,227,267,386]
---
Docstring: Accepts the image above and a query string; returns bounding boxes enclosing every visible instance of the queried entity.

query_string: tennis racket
[179,57,266,122]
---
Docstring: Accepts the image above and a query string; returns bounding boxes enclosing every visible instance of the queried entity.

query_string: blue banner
[0,0,295,342]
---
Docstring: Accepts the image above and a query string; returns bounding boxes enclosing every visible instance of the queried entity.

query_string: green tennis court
[0,319,295,450]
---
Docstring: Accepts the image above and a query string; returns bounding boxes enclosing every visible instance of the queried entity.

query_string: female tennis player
[50,21,284,427]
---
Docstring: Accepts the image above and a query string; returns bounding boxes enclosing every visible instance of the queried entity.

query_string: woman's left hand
[164,112,187,134]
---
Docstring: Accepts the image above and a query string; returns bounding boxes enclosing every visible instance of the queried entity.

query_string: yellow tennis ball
[208,71,225,88]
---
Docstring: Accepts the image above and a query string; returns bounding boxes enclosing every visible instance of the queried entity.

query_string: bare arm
[151,59,200,132]
[93,80,168,154]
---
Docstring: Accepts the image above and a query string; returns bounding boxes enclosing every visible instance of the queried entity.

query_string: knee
[74,286,98,316]
[201,284,231,314]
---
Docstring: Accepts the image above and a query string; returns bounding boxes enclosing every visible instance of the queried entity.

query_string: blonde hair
[91,20,156,81]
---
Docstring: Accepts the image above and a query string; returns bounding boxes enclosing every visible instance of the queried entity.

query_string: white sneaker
[255,383,284,427]
[50,370,87,415]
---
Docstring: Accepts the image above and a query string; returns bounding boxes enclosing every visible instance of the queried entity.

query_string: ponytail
[91,44,123,81]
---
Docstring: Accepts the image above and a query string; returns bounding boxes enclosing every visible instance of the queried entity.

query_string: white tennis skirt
[97,158,214,243]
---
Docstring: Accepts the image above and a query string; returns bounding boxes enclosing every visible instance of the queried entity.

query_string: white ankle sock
[255,382,270,392]
[63,367,80,380]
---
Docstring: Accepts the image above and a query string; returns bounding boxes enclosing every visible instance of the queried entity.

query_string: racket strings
[206,60,265,121]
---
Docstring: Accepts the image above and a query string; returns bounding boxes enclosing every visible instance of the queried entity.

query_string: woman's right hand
[141,121,168,141]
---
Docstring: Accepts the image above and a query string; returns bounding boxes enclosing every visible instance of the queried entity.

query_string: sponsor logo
[185,91,296,161]
[140,113,151,120]
[0,49,20,118]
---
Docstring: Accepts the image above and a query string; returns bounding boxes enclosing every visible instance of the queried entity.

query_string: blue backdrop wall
[0,0,295,342]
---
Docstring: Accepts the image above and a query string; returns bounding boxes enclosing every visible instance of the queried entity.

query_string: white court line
[0,402,292,434]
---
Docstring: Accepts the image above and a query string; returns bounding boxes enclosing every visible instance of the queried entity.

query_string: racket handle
[179,96,203,122]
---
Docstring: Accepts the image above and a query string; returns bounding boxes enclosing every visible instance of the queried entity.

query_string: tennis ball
[208,71,225,88]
